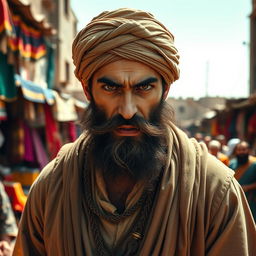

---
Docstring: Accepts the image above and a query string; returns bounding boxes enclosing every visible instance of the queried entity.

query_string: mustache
[90,114,163,136]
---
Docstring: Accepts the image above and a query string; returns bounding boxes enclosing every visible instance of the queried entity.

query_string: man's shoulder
[204,153,235,210]
[206,154,234,185]
[30,142,76,191]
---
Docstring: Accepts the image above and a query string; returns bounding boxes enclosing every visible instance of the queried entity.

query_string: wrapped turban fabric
[72,8,180,86]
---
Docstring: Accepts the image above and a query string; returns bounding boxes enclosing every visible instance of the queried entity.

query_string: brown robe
[13,124,256,255]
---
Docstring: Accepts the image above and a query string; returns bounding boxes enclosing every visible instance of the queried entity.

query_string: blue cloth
[229,159,256,221]
[14,74,54,104]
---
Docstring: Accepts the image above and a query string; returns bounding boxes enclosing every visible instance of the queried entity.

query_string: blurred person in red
[208,140,229,166]
[229,141,256,221]
[13,8,256,256]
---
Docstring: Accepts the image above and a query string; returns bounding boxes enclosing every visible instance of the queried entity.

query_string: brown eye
[102,84,119,92]
[135,84,153,91]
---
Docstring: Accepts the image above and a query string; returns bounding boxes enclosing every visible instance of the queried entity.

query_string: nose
[118,93,137,120]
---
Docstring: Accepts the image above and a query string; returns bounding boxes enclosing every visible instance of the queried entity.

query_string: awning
[15,74,54,104]
[230,95,256,109]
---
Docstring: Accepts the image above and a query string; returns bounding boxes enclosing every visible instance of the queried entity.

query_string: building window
[65,61,70,83]
[64,0,69,17]
[178,106,185,113]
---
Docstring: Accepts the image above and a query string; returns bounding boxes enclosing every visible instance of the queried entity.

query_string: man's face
[81,60,171,182]
[235,142,249,165]
[87,59,169,137]
[235,143,249,156]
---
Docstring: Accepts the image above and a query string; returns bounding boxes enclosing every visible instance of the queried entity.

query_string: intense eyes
[102,84,119,92]
[102,84,153,92]
[135,84,153,91]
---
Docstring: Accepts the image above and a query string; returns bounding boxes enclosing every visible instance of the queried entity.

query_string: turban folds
[72,8,180,86]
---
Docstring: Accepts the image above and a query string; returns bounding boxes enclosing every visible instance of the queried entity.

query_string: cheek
[140,98,162,119]
[93,96,116,118]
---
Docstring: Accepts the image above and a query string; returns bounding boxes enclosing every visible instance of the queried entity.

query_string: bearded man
[229,141,256,221]
[13,8,256,256]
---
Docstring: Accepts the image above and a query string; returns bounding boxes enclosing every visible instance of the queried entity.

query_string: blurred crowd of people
[195,132,256,221]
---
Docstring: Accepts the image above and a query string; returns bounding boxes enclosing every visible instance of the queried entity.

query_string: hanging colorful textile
[0,0,15,53]
[23,122,35,163]
[248,112,256,140]
[46,41,55,89]
[68,121,77,142]
[0,100,7,120]
[9,118,25,164]
[0,51,17,100]
[15,74,54,104]
[0,0,46,61]
[31,127,49,170]
[44,104,61,159]
[8,14,46,60]
[0,0,12,35]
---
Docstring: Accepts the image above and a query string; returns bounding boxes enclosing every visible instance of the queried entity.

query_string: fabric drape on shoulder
[13,124,256,256]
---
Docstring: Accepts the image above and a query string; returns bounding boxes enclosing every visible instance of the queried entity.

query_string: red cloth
[68,121,77,142]
[248,112,256,135]
[0,0,14,38]
[44,104,61,159]
[23,123,35,162]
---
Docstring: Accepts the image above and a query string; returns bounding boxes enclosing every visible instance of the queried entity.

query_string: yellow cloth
[72,8,180,86]
[13,123,256,255]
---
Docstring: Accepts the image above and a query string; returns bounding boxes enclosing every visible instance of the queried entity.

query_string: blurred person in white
[226,138,241,160]
[0,181,17,256]
[208,140,229,166]
[13,8,256,256]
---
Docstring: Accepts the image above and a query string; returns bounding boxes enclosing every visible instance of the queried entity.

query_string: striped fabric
[0,0,46,60]
[15,74,54,104]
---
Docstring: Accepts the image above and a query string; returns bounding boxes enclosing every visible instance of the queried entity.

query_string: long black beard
[81,100,174,183]
[237,154,249,165]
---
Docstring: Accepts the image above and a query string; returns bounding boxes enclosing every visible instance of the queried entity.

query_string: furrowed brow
[97,77,122,87]
[134,77,158,87]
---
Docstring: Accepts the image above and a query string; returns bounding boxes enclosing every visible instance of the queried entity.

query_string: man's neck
[104,174,136,213]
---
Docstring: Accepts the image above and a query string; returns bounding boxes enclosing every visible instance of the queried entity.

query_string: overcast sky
[71,0,251,99]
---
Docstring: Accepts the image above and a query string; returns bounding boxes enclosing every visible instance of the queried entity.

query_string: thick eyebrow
[97,77,158,88]
[134,77,158,87]
[97,77,122,87]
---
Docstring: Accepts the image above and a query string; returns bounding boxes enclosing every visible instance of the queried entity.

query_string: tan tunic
[13,124,256,255]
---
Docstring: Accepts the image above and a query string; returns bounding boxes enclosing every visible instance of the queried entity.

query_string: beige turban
[72,8,180,86]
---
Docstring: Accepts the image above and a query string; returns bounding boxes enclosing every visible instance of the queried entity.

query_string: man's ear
[81,80,92,101]
[163,85,170,100]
